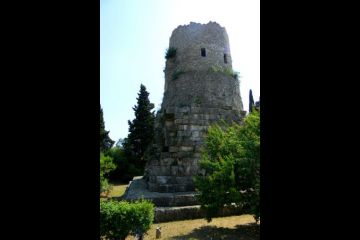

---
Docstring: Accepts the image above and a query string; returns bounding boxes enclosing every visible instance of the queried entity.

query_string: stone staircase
[122,176,242,223]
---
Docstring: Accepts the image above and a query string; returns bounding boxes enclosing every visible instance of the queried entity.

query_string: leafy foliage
[123,84,155,177]
[100,153,116,193]
[100,105,115,152]
[195,111,260,222]
[107,146,135,182]
[172,69,185,80]
[100,199,154,240]
[165,47,177,59]
[209,65,239,79]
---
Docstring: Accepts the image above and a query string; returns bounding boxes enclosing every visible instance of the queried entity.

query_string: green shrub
[100,153,116,194]
[100,176,112,194]
[232,71,240,80]
[100,199,154,240]
[195,111,260,222]
[209,65,239,79]
[209,64,223,72]
[172,69,185,80]
[165,47,177,59]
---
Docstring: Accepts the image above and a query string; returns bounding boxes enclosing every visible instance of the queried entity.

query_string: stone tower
[144,22,245,193]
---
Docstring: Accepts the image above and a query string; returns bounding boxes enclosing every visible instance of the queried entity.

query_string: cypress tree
[124,84,155,173]
[100,104,115,152]
[249,89,255,113]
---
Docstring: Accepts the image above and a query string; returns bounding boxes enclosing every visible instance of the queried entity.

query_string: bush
[195,111,260,222]
[100,153,116,193]
[172,69,185,80]
[165,47,177,59]
[209,65,239,79]
[107,146,131,182]
[100,176,111,194]
[100,199,154,240]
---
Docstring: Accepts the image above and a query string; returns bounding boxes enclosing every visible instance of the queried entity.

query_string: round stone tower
[144,22,245,193]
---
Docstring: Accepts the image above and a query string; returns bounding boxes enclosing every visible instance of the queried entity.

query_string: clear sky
[100,0,260,143]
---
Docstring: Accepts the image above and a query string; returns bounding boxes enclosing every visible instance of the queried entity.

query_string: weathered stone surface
[169,146,178,152]
[156,176,171,185]
[144,22,244,193]
[154,204,244,223]
[171,166,178,175]
[180,146,193,152]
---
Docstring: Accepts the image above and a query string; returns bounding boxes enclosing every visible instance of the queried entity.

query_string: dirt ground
[126,215,259,240]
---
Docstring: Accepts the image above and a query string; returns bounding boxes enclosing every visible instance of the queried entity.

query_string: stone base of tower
[147,181,195,193]
[123,176,199,207]
[144,101,246,193]
[122,176,243,223]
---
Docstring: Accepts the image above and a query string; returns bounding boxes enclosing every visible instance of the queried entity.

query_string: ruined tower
[144,22,245,193]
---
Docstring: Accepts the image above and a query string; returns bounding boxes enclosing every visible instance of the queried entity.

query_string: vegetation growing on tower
[165,47,177,59]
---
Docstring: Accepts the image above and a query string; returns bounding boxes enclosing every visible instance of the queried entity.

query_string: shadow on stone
[171,223,259,240]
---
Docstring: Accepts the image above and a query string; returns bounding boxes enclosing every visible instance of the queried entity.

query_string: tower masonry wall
[168,21,232,73]
[144,22,245,193]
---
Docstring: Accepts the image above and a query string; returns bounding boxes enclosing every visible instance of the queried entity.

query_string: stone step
[148,182,195,193]
[154,204,243,223]
[155,205,202,223]
[125,191,199,207]
[123,177,199,207]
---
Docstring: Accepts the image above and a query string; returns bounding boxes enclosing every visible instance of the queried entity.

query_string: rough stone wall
[144,22,245,193]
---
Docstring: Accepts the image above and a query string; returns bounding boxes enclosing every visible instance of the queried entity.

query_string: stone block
[177,151,193,158]
[171,166,178,175]
[166,107,175,113]
[158,185,168,193]
[169,146,178,152]
[161,152,171,158]
[149,160,160,166]
[195,145,203,152]
[156,176,171,184]
[176,184,187,192]
[177,131,191,137]
[161,166,171,175]
[177,165,185,175]
[160,158,174,165]
[174,119,183,124]
[178,125,188,130]
[192,131,200,138]
[184,165,193,175]
[190,107,201,113]
[165,121,174,127]
[153,166,170,175]
[149,176,157,183]
[180,146,193,152]
[179,106,190,113]
[190,125,201,131]
[175,176,192,184]
[147,182,158,192]
[182,119,189,124]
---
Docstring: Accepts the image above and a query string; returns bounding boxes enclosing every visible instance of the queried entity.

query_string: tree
[100,152,116,193]
[195,110,260,222]
[100,104,115,152]
[123,84,155,175]
[107,146,133,182]
[116,138,124,148]
[249,89,255,113]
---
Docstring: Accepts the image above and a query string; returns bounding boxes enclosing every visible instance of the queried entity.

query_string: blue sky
[101,0,260,143]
